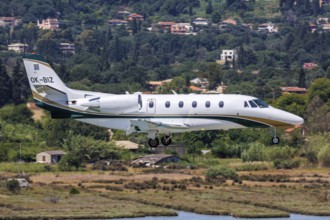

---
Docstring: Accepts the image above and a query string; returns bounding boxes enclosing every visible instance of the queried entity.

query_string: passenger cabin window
[192,101,197,108]
[205,101,211,108]
[178,101,184,108]
[165,101,170,108]
[253,99,269,108]
[219,101,224,108]
[149,101,154,108]
[244,101,249,108]
[249,100,258,108]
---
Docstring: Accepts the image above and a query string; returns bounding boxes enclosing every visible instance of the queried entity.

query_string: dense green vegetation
[0,0,329,168]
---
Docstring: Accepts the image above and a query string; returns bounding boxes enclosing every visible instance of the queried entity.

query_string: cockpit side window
[249,100,258,108]
[244,101,249,108]
[253,99,269,108]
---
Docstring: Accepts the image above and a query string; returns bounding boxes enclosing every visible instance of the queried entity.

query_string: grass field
[1,160,330,219]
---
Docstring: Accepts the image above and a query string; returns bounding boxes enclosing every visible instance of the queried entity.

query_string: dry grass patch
[0,185,176,219]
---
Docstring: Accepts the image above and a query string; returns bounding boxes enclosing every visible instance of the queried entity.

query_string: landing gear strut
[272,128,280,144]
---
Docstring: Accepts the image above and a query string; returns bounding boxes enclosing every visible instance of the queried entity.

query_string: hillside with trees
[0,0,329,169]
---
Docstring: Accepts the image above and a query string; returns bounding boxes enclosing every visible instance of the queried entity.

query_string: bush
[273,159,300,169]
[241,142,267,162]
[205,166,239,183]
[306,151,318,164]
[69,187,80,195]
[6,179,20,194]
[230,162,271,171]
[318,144,330,167]
[267,146,295,161]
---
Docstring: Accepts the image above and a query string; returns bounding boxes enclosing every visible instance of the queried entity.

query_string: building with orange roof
[280,87,307,95]
[128,13,144,21]
[189,85,204,93]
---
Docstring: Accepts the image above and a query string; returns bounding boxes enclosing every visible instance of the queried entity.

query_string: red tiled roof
[128,13,143,18]
[281,87,307,92]
[189,85,203,91]
[158,22,176,25]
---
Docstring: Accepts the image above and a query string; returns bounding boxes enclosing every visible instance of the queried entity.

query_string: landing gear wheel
[161,136,172,146]
[272,136,280,144]
[148,138,159,148]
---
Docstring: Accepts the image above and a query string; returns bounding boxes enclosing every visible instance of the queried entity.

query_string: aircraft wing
[126,119,190,135]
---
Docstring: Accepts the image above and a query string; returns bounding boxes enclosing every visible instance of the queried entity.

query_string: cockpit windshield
[253,99,269,108]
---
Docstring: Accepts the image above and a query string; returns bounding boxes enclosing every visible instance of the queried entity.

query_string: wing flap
[126,119,190,135]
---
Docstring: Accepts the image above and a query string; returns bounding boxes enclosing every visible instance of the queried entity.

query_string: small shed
[132,154,181,167]
[36,150,66,164]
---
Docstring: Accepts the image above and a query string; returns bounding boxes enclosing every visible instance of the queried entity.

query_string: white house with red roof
[0,17,21,27]
[37,18,59,30]
[128,13,144,21]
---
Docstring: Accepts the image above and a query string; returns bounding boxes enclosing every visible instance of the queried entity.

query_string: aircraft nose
[292,115,304,126]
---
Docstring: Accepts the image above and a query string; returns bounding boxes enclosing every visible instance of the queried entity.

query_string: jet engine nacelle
[100,95,140,114]
[77,94,141,114]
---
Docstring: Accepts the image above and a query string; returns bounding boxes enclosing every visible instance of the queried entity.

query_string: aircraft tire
[161,136,172,146]
[148,138,159,148]
[272,136,280,144]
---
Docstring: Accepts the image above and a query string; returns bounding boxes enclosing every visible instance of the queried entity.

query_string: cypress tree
[298,68,306,88]
[0,59,12,107]
[11,60,24,104]
[206,1,213,14]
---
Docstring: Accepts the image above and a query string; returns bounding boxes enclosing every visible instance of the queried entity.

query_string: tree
[12,60,29,105]
[276,93,307,117]
[211,11,221,23]
[0,60,11,107]
[59,135,121,170]
[307,78,330,103]
[206,0,213,14]
[131,19,138,35]
[0,104,33,124]
[298,68,306,88]
[312,0,321,16]
[304,96,330,133]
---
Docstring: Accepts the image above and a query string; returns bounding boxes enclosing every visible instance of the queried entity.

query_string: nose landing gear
[272,128,280,144]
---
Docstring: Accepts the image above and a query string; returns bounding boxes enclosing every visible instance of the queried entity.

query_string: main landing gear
[148,135,172,148]
[272,128,280,144]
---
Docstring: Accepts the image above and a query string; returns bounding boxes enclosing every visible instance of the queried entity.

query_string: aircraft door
[147,99,156,114]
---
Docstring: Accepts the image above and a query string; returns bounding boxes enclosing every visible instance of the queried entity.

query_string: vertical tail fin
[23,54,68,95]
[22,54,72,111]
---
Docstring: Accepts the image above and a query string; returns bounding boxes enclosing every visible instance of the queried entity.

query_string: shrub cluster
[241,143,299,169]
[124,180,159,190]
[318,144,330,167]
[105,186,123,191]
[205,166,239,183]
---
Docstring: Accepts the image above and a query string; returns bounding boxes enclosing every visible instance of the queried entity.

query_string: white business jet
[23,54,304,148]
